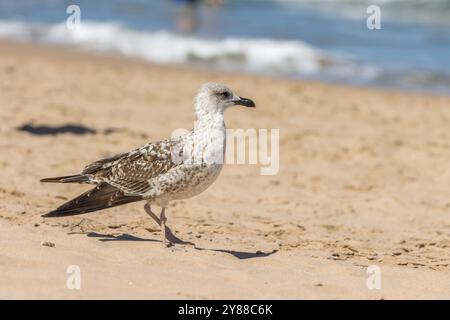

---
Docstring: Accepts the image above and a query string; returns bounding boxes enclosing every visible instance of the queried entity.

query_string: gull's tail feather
[40,175,90,184]
[42,182,142,217]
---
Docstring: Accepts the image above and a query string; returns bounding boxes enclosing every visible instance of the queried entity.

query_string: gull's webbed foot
[144,203,193,248]
[164,225,193,246]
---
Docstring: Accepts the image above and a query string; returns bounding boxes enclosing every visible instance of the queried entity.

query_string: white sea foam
[0,20,379,81]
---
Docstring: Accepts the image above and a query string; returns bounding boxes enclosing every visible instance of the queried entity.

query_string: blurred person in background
[173,0,223,33]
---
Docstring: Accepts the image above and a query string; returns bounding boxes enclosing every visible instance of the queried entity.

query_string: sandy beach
[1,40,450,299]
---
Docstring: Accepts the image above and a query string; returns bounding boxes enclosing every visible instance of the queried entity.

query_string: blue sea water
[0,0,449,95]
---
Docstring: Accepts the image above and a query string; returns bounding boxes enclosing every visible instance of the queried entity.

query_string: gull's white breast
[145,118,226,205]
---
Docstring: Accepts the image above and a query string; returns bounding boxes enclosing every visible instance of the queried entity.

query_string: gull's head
[195,83,255,117]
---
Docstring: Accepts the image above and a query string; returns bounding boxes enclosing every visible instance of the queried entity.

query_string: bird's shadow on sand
[71,232,160,243]
[193,246,278,260]
[72,232,277,260]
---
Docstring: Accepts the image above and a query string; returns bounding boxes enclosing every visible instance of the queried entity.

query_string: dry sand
[1,40,450,299]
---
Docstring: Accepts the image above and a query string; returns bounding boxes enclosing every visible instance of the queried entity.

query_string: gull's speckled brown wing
[41,138,185,217]
[82,139,184,195]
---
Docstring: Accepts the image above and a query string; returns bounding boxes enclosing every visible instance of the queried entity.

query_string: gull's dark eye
[218,91,231,99]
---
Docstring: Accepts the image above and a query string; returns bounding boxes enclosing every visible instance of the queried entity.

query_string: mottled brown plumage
[41,138,182,217]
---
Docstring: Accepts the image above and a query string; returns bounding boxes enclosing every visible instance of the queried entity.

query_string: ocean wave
[0,20,379,81]
[274,0,450,25]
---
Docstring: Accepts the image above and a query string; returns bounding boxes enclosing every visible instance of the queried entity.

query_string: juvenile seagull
[41,83,255,247]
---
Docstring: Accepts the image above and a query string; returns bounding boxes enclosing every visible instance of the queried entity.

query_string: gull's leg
[160,207,170,247]
[144,203,169,246]
[161,207,192,247]
[144,203,161,226]
[144,203,191,247]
